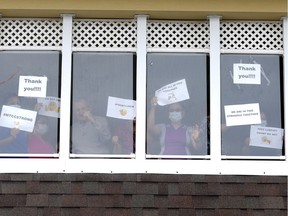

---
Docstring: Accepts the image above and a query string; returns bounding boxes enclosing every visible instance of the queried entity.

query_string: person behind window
[196,115,210,155]
[112,118,135,154]
[71,98,111,154]
[147,96,202,155]
[28,116,56,154]
[241,112,282,156]
[0,95,28,153]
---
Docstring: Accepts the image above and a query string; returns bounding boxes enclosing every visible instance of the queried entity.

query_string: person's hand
[189,125,202,150]
[10,128,20,138]
[151,96,158,107]
[83,110,96,124]
[190,125,200,140]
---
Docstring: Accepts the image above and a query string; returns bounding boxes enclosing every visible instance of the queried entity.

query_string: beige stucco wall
[0,0,287,20]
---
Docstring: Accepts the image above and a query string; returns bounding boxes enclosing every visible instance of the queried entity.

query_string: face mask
[35,123,49,135]
[169,111,182,123]
[9,104,21,109]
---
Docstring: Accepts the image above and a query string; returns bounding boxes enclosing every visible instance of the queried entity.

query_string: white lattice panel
[0,19,62,47]
[147,20,209,50]
[220,21,283,51]
[72,19,137,49]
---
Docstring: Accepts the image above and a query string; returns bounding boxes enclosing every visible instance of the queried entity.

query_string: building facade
[0,0,287,215]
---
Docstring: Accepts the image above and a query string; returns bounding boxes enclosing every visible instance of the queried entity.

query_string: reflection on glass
[0,51,60,155]
[146,53,209,157]
[71,52,135,155]
[221,54,284,156]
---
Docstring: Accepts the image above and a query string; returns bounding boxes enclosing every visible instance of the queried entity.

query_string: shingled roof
[0,174,286,216]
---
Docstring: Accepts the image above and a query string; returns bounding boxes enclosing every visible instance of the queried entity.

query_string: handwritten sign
[249,125,284,149]
[155,79,190,106]
[106,96,136,120]
[224,103,261,126]
[37,96,61,118]
[233,63,261,85]
[0,105,37,132]
[18,76,48,98]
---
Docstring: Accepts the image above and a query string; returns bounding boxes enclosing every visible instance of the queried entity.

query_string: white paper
[0,105,37,132]
[106,96,136,120]
[18,76,48,98]
[155,79,190,106]
[233,63,261,85]
[249,125,284,149]
[224,103,261,126]
[37,96,61,118]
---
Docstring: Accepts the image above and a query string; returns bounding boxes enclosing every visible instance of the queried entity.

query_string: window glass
[146,53,209,157]
[221,54,284,156]
[71,52,136,155]
[0,51,60,155]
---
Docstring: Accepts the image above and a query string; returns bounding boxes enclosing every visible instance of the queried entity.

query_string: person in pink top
[28,116,55,154]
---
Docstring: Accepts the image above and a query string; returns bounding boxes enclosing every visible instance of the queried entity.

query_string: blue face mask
[169,111,182,123]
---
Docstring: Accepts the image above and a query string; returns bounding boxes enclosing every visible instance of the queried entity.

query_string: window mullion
[135,15,148,162]
[59,14,74,169]
[208,16,221,161]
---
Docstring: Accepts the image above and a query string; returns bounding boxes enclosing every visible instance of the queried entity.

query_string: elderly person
[71,99,111,154]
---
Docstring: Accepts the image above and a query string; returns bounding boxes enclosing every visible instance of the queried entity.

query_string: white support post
[135,15,148,161]
[282,17,288,162]
[208,16,222,161]
[59,14,74,170]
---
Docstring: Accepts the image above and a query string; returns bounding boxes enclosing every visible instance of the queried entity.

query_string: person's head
[34,116,49,135]
[73,99,92,122]
[168,102,184,123]
[6,95,21,108]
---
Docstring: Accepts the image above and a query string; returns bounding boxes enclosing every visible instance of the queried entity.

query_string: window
[0,15,287,175]
[146,53,209,158]
[0,51,60,156]
[221,54,284,157]
[71,52,136,157]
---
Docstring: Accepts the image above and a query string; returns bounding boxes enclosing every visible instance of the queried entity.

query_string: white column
[282,17,288,162]
[59,14,74,170]
[208,16,222,161]
[135,15,148,161]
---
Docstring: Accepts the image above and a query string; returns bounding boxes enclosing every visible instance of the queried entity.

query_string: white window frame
[0,14,287,175]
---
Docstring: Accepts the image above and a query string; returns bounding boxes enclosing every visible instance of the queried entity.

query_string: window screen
[221,54,284,156]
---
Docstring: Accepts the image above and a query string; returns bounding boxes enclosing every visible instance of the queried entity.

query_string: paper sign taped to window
[0,105,37,132]
[155,79,190,106]
[233,63,261,85]
[37,96,61,118]
[18,76,48,98]
[224,103,261,126]
[249,125,284,149]
[106,96,136,120]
